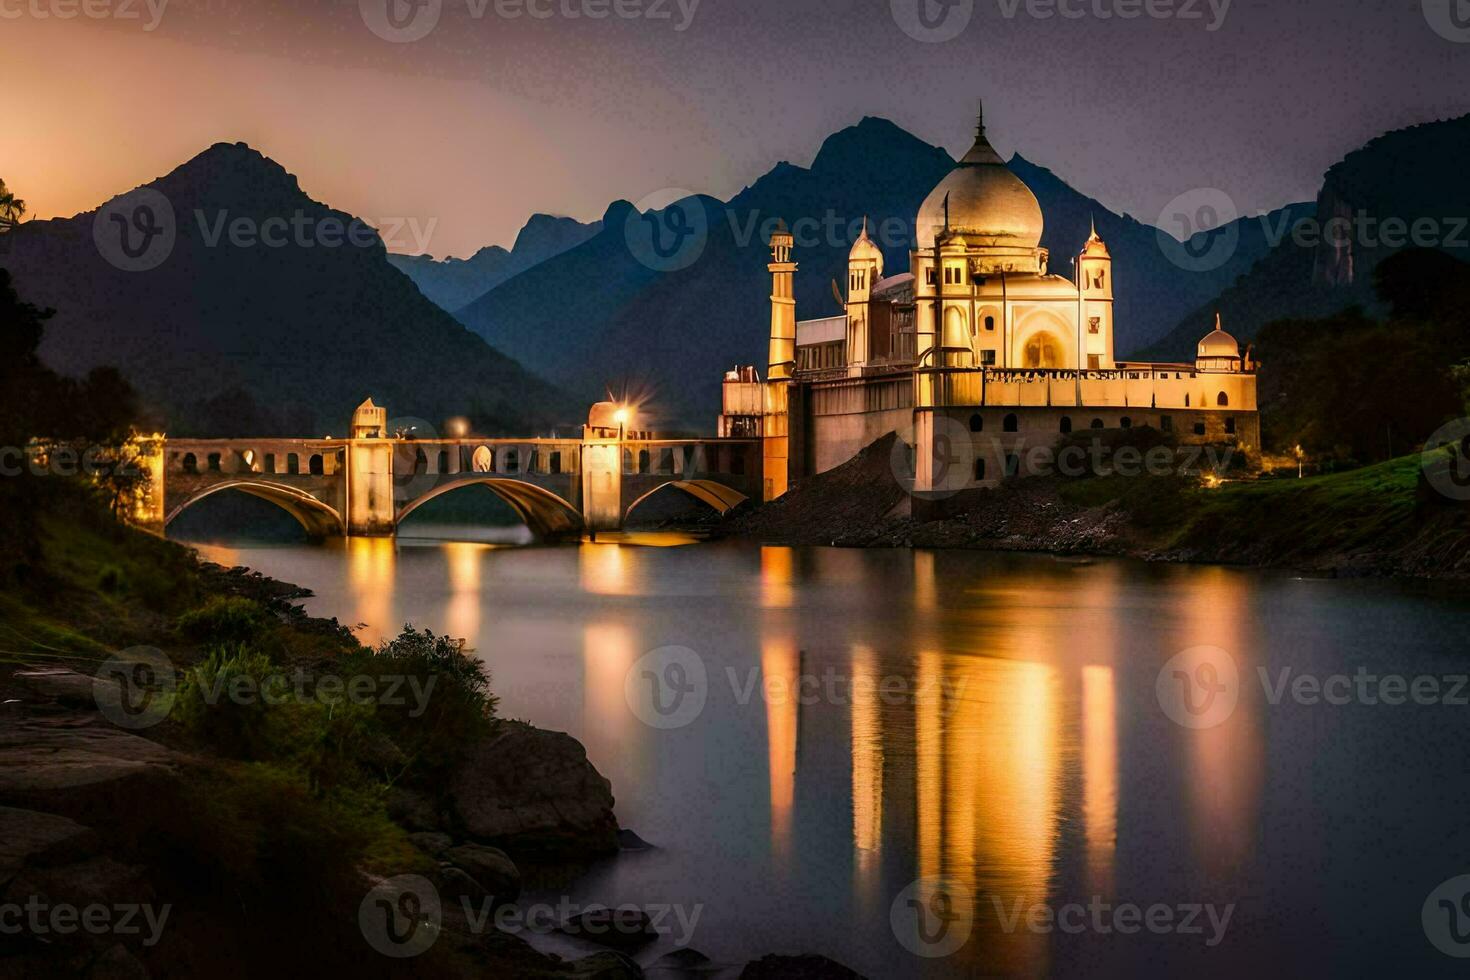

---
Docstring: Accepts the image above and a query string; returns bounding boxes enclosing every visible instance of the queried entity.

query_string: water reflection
[182,538,1466,978]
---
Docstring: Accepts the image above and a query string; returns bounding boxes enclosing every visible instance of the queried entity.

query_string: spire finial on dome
[860,215,869,239]
[975,99,986,140]
[1089,213,1097,239]
[1215,311,1222,331]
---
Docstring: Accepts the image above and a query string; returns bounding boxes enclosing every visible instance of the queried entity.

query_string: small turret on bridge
[147,399,761,539]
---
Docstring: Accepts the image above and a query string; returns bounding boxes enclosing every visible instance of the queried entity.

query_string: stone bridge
[150,400,762,538]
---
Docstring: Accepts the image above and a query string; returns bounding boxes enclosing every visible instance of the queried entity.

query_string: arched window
[1120,417,1132,429]
[984,315,995,332]
[1225,418,1237,435]
[413,449,428,475]
[969,414,984,433]
[505,449,519,473]
[638,449,650,473]
[1059,417,1073,434]
[1185,394,1191,407]
[974,458,986,480]
[1193,421,1207,436]
[207,452,222,472]
[181,452,198,474]
[1003,413,1019,433]
[263,453,276,474]
[549,451,562,475]
[287,453,300,475]
[308,454,324,476]
[1217,392,1229,407]
[623,449,635,473]
[437,450,450,474]
[1090,419,1104,430]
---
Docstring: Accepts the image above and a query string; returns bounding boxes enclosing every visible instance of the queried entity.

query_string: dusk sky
[7,0,1468,257]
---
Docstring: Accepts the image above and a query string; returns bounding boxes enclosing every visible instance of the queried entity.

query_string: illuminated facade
[721,108,1261,498]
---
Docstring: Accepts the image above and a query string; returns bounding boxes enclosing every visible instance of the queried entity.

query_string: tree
[0,178,25,230]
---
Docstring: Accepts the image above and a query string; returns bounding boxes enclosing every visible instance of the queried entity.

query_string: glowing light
[446,416,470,438]
[613,407,630,424]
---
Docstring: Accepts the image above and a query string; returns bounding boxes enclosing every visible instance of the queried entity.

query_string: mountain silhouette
[1142,113,1470,360]
[389,212,601,311]
[455,116,1295,427]
[0,143,578,437]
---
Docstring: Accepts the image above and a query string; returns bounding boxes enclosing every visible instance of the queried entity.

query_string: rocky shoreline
[718,433,1470,581]
[1,548,866,979]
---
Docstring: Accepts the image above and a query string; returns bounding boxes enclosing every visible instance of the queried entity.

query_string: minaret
[767,221,797,380]
[845,217,883,367]
[1077,216,1114,370]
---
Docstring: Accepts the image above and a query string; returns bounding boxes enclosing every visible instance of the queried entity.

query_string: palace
[719,107,1260,502]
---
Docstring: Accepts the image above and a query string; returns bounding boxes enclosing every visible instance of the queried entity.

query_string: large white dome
[915,124,1044,250]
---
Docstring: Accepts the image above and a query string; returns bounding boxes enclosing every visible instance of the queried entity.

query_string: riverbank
[0,483,863,978]
[720,434,1470,579]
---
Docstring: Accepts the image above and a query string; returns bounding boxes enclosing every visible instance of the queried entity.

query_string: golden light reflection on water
[582,621,637,753]
[761,637,800,862]
[579,541,637,596]
[346,537,396,644]
[1181,567,1263,875]
[442,541,485,647]
[760,546,794,609]
[1083,665,1118,897]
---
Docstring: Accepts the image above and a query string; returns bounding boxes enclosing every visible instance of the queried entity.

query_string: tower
[1077,218,1114,370]
[845,218,883,367]
[767,221,797,380]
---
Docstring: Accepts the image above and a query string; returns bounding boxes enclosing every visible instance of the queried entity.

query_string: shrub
[177,595,270,646]
[174,644,285,759]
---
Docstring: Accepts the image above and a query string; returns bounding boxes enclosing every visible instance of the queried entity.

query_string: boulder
[407,831,453,857]
[434,866,489,904]
[740,954,866,979]
[616,828,655,851]
[0,712,189,832]
[13,667,112,709]
[562,950,644,978]
[448,722,618,857]
[3,856,153,910]
[385,785,441,831]
[443,843,521,903]
[560,906,655,952]
[0,805,99,874]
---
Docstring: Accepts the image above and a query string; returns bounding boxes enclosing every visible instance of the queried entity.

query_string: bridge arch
[165,481,345,537]
[623,480,749,525]
[395,478,583,538]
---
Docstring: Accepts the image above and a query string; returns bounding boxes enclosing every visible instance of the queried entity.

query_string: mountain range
[0,143,579,437]
[387,213,601,312]
[447,117,1305,427]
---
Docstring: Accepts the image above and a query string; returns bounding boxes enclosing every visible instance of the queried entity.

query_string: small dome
[1197,316,1240,357]
[848,218,884,278]
[916,111,1044,250]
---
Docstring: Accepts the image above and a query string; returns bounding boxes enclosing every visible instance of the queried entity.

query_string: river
[187,528,1470,978]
